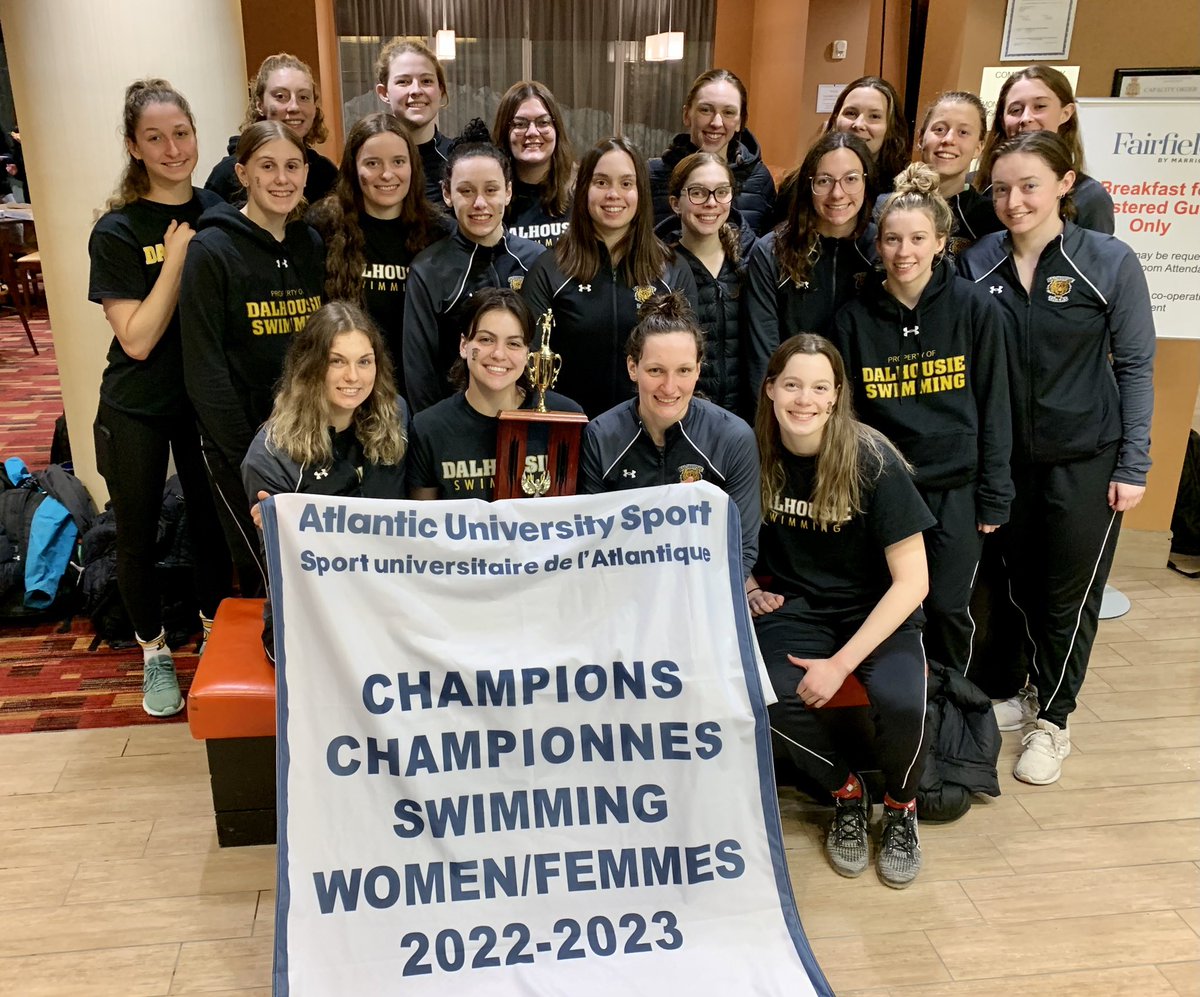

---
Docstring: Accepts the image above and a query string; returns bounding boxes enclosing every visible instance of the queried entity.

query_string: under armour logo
[313,468,329,479]
[622,469,637,479]
[903,325,919,337]
[578,284,592,293]
[989,285,1003,294]
[276,259,289,268]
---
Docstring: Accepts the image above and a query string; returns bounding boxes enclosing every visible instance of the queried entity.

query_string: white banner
[1079,97,1200,340]
[262,484,829,996]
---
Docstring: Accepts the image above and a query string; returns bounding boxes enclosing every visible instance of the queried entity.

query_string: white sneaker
[1014,719,1070,785]
[993,683,1039,731]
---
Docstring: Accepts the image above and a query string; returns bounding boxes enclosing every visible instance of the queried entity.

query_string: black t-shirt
[88,188,220,417]
[359,213,417,381]
[408,389,583,499]
[755,443,935,626]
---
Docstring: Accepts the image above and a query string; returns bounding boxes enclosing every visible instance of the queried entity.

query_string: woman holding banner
[243,300,409,660]
[960,131,1154,785]
[748,334,934,889]
[580,292,760,579]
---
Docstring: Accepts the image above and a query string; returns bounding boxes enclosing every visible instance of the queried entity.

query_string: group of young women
[88,48,1154,892]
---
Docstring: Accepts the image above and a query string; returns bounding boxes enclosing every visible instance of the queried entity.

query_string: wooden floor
[0,564,1196,996]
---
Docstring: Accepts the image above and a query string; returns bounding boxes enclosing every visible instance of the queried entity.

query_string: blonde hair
[875,162,953,239]
[266,301,406,467]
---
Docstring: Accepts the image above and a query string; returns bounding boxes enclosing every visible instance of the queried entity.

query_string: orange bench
[187,597,276,846]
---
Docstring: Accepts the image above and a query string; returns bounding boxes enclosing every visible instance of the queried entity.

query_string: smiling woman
[401,120,546,412]
[242,300,409,660]
[87,78,233,717]
[407,288,583,500]
[749,333,934,889]
[180,120,326,599]
[307,112,446,385]
[579,292,759,578]
[204,53,338,206]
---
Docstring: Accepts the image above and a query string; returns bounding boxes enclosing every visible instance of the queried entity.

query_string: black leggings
[199,437,267,599]
[756,606,929,803]
[95,401,230,638]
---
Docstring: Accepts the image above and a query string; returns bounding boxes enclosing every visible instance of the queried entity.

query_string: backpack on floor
[0,458,86,621]
[79,475,198,647]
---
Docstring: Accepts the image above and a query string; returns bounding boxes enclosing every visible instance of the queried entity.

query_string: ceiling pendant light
[435,0,456,60]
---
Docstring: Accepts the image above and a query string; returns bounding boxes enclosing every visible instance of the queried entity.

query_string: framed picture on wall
[1112,68,1200,99]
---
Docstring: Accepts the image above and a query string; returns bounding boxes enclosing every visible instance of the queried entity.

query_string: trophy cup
[495,309,589,499]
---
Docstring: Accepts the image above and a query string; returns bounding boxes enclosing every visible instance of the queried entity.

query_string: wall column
[0,0,247,504]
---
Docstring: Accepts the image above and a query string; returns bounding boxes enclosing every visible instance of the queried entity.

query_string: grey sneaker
[993,681,1039,731]
[877,804,921,889]
[825,780,870,878]
[142,652,184,717]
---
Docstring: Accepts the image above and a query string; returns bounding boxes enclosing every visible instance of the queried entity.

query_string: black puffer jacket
[648,129,777,236]
[654,210,757,416]
[917,658,1002,822]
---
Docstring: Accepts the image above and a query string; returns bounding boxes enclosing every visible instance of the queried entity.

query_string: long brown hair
[308,113,441,303]
[555,137,669,286]
[266,301,405,466]
[106,78,196,212]
[667,152,744,264]
[241,53,328,146]
[825,76,908,188]
[492,81,575,217]
[755,334,900,527]
[976,66,1085,190]
[775,132,873,286]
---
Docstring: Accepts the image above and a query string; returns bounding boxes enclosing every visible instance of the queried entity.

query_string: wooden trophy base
[495,410,589,499]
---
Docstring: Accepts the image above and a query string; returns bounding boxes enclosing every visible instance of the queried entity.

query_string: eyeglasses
[683,184,734,205]
[811,172,864,194]
[511,116,555,133]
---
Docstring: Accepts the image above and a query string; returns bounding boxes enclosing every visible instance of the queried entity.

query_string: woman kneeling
[749,334,933,889]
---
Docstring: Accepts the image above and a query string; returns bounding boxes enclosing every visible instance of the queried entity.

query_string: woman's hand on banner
[250,490,270,530]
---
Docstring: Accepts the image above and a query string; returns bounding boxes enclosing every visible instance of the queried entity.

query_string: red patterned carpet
[0,309,196,733]
[0,617,197,733]
[0,308,59,469]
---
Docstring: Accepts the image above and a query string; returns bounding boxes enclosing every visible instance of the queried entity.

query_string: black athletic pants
[999,445,1122,728]
[756,605,929,803]
[199,436,267,599]
[95,402,230,639]
[920,483,984,678]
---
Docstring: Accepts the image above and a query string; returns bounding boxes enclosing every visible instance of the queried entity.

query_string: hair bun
[638,290,695,323]
[449,117,493,152]
[892,161,939,196]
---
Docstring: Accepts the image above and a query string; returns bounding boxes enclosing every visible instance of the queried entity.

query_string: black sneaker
[877,804,921,889]
[825,779,870,878]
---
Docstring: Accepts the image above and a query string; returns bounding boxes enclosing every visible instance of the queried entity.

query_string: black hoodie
[648,129,777,236]
[743,227,877,399]
[832,261,1014,525]
[419,128,453,209]
[180,201,325,468]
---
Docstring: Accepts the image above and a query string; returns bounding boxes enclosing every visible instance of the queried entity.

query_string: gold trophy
[495,308,588,499]
[527,309,563,414]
